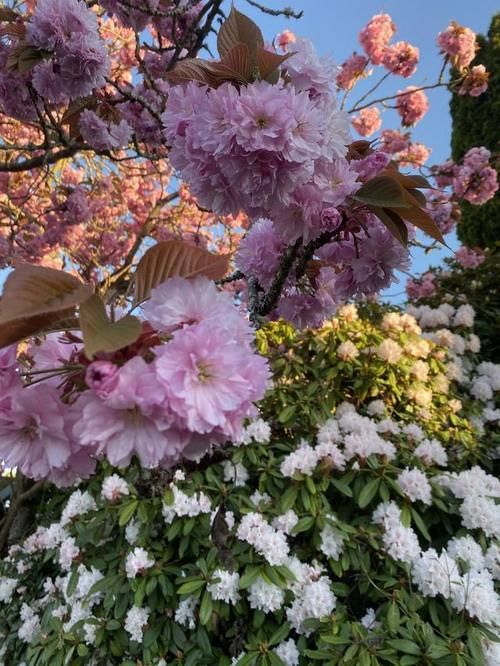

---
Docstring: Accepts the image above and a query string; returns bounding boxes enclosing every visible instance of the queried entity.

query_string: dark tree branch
[244,0,303,19]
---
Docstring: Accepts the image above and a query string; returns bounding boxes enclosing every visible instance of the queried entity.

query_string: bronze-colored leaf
[0,8,20,21]
[79,294,142,359]
[134,240,230,305]
[398,198,446,245]
[217,6,264,59]
[165,58,215,86]
[0,263,93,348]
[382,168,433,190]
[6,44,43,74]
[0,22,25,39]
[354,175,411,208]
[61,96,97,139]
[372,207,409,246]
[346,140,374,161]
[406,187,427,207]
[217,43,253,82]
[257,47,292,81]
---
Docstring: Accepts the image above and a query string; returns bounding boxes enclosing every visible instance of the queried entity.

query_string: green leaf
[354,176,411,208]
[387,639,421,656]
[331,478,353,498]
[386,602,400,633]
[278,404,297,424]
[268,622,291,647]
[357,478,380,508]
[118,500,139,527]
[239,567,262,590]
[199,590,213,626]
[410,507,431,541]
[291,516,315,535]
[79,294,142,359]
[177,579,206,595]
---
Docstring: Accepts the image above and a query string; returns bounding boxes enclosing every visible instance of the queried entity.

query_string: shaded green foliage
[450,13,500,248]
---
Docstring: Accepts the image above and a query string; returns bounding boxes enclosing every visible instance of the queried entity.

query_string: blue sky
[230,0,498,300]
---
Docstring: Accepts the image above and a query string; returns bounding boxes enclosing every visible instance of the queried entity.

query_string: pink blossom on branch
[396,87,429,127]
[437,21,477,70]
[359,13,396,65]
[351,107,382,137]
[383,42,419,78]
[455,246,486,269]
[336,53,369,91]
[458,65,489,97]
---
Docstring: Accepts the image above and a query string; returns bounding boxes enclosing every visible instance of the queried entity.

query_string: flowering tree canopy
[0,2,499,665]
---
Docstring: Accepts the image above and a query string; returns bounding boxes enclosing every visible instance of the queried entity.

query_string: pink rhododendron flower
[351,107,382,137]
[383,42,419,77]
[396,87,429,126]
[437,21,477,70]
[453,164,498,205]
[359,13,396,65]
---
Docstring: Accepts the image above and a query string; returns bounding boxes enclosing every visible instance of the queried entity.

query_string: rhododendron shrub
[0,305,499,665]
[407,247,500,365]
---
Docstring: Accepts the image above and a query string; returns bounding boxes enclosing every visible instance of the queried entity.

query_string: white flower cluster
[413,438,448,466]
[124,605,150,642]
[397,467,432,505]
[274,638,300,666]
[17,603,40,643]
[0,577,17,604]
[337,340,359,361]
[125,547,155,579]
[236,512,289,566]
[207,569,240,604]
[234,417,271,446]
[174,596,197,629]
[60,490,97,526]
[248,577,284,612]
[223,461,249,487]
[471,361,500,402]
[382,312,421,335]
[438,466,500,539]
[286,576,336,634]
[412,547,500,627]
[162,485,212,523]
[101,474,129,502]
[408,303,475,330]
[319,521,345,560]
[373,502,421,565]
[375,339,403,363]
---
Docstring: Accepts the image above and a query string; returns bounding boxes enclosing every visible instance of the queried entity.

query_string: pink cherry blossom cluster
[359,13,419,77]
[396,87,430,127]
[458,65,489,97]
[406,271,437,300]
[437,21,478,71]
[336,53,369,91]
[351,106,382,137]
[452,147,499,206]
[0,277,269,485]
[26,0,110,104]
[454,246,486,269]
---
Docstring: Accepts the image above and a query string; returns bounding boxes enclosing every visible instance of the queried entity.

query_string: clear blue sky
[231,0,498,300]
